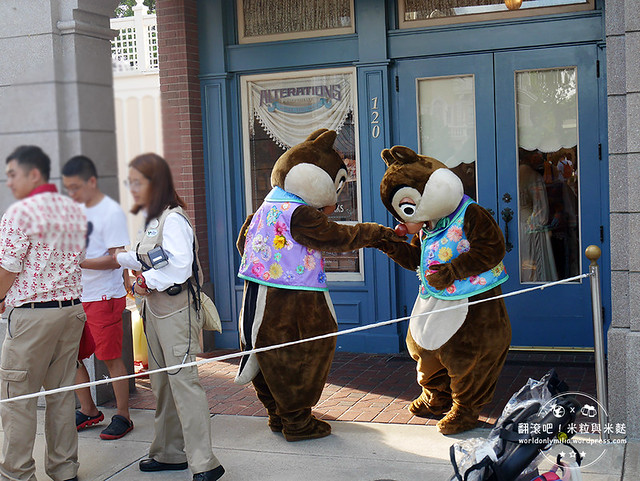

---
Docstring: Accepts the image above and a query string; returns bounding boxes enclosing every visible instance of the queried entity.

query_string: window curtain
[242,0,351,37]
[516,69,577,153]
[248,73,353,149]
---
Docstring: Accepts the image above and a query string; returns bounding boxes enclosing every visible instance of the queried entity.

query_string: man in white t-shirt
[62,156,134,440]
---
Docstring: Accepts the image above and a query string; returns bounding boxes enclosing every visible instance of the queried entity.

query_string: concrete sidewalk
[3,408,634,481]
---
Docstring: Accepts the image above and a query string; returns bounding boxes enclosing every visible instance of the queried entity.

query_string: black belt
[17,299,81,309]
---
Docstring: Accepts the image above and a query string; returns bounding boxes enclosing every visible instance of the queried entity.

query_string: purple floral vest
[238,187,328,291]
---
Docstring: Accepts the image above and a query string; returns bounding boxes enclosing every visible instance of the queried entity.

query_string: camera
[147,245,169,269]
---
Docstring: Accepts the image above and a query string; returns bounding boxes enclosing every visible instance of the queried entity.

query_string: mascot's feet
[408,391,452,417]
[282,416,331,442]
[268,415,283,433]
[436,405,479,435]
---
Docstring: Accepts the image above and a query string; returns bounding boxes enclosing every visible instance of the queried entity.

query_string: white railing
[110,3,162,241]
[110,1,158,74]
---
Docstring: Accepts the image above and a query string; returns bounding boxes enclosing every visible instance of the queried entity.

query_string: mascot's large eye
[336,173,347,194]
[391,187,421,221]
[399,202,416,217]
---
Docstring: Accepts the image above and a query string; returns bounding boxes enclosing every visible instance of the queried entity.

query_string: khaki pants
[144,303,220,474]
[0,304,85,481]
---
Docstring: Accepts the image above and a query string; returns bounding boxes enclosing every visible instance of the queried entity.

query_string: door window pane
[417,75,477,200]
[241,68,361,278]
[516,68,579,283]
[404,0,589,19]
[238,0,354,43]
[400,0,592,27]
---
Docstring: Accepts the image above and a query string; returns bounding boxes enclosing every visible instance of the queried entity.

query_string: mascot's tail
[450,370,583,481]
[235,281,266,385]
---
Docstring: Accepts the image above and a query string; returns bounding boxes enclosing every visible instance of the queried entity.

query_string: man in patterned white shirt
[0,146,87,481]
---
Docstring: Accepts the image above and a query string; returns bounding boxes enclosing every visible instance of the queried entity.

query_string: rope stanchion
[0,272,591,405]
[585,245,609,441]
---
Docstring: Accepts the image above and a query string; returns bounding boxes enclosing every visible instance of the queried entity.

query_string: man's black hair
[62,155,98,181]
[6,145,51,182]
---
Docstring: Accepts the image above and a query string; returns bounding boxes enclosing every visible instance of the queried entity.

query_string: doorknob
[501,207,514,252]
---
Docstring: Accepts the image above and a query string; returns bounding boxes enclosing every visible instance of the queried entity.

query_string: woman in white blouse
[116,153,225,481]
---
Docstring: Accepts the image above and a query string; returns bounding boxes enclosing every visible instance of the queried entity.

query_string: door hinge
[598,143,602,160]
[601,306,606,325]
[395,75,399,92]
[600,225,604,243]
[403,305,408,317]
[596,60,600,78]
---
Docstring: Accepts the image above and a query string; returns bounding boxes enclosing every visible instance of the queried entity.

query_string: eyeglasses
[123,178,146,190]
[63,184,85,194]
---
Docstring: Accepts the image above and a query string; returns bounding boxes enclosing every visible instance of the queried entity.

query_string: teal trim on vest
[419,197,509,300]
[422,275,509,301]
[238,274,329,292]
[265,186,307,205]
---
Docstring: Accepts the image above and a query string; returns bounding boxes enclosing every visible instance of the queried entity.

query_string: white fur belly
[409,295,468,351]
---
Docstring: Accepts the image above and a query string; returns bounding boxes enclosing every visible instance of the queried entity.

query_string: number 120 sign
[370,97,380,139]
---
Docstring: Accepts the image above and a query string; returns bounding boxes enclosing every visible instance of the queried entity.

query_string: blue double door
[392,46,608,348]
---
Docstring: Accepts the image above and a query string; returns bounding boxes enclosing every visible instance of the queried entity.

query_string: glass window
[238,0,354,44]
[515,68,580,283]
[241,68,362,279]
[417,75,477,200]
[400,0,593,28]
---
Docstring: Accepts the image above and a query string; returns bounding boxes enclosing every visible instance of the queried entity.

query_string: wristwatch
[136,275,151,294]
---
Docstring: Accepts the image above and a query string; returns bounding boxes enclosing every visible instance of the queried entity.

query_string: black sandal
[99,414,134,440]
[76,410,104,431]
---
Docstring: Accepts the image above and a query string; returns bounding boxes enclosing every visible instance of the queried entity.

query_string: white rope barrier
[0,272,591,405]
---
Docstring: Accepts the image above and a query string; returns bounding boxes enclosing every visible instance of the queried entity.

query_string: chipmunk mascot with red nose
[376,146,511,435]
[235,129,402,441]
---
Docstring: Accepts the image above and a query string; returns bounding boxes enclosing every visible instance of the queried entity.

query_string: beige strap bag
[199,292,222,332]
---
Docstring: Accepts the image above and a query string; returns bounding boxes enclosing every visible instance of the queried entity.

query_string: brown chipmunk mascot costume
[235,129,402,441]
[376,146,511,435]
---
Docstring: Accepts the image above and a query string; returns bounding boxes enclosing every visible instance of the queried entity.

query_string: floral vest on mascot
[419,195,508,300]
[238,187,327,291]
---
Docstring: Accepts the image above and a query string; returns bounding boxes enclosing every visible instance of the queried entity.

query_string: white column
[0,0,121,209]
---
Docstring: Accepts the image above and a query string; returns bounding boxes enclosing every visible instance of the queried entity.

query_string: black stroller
[450,370,583,481]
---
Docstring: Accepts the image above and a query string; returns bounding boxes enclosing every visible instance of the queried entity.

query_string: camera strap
[182,215,201,313]
[184,219,201,312]
[135,242,153,272]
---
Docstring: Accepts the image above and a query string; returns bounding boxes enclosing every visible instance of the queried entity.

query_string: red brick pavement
[118,350,597,429]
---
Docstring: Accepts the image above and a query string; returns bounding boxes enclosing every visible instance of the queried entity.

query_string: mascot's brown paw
[283,417,331,442]
[268,415,283,433]
[426,263,457,291]
[436,406,479,435]
[408,392,452,417]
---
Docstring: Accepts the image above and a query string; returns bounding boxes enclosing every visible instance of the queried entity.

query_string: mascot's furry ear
[382,145,432,168]
[305,128,330,142]
[311,129,338,151]
[381,148,395,167]
[390,145,433,168]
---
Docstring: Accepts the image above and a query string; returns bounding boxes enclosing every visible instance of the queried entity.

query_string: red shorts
[78,296,127,361]
[77,323,95,361]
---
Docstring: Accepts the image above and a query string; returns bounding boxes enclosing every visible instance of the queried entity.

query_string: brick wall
[156,0,210,280]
